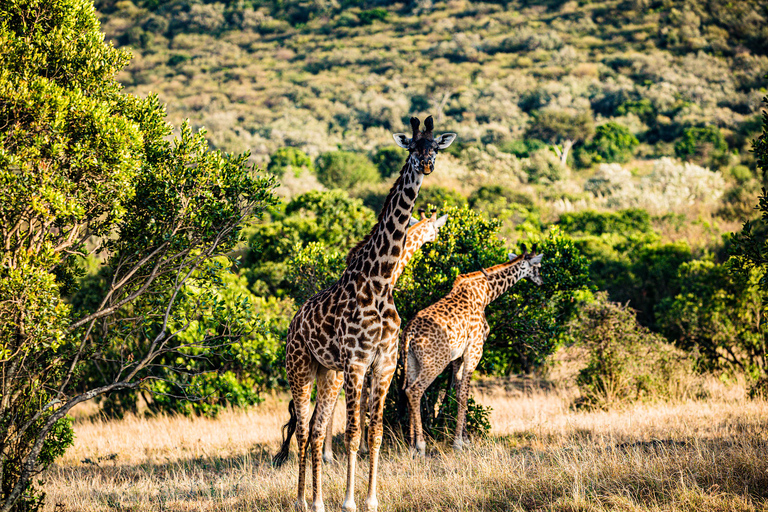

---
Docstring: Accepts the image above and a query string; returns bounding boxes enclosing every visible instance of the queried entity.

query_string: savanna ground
[45,378,768,512]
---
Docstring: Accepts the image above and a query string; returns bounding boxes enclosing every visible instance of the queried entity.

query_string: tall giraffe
[323,210,449,463]
[402,246,543,455]
[273,117,455,512]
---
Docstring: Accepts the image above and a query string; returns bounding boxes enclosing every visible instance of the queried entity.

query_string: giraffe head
[393,116,457,175]
[409,209,449,244]
[508,244,544,286]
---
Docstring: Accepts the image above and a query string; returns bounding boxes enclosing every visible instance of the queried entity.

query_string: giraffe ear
[508,252,517,260]
[530,254,543,264]
[436,133,457,149]
[434,214,449,228]
[409,217,420,226]
[393,133,411,149]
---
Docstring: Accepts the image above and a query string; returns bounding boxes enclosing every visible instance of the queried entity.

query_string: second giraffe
[402,246,544,455]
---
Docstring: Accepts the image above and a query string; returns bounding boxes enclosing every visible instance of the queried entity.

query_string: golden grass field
[45,379,768,512]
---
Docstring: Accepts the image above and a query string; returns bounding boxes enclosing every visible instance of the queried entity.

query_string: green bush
[268,147,314,177]
[315,150,380,190]
[576,122,639,167]
[497,138,547,158]
[415,186,468,212]
[658,260,767,375]
[524,148,564,184]
[674,125,729,168]
[371,146,403,178]
[244,190,375,295]
[358,7,388,25]
[567,293,698,410]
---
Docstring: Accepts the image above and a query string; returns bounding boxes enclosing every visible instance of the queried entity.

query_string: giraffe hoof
[293,499,308,512]
[322,452,333,464]
[452,440,464,451]
[364,496,379,512]
[312,502,325,512]
[341,499,357,512]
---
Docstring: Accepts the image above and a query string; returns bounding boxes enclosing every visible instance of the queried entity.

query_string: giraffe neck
[482,259,526,305]
[358,159,423,281]
[391,222,430,284]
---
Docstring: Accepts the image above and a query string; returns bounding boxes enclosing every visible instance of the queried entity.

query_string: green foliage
[0,0,277,508]
[414,186,468,212]
[675,125,729,168]
[526,110,594,144]
[371,146,403,179]
[497,138,547,158]
[524,148,565,184]
[557,210,693,328]
[244,189,375,295]
[568,293,698,410]
[315,150,380,190]
[358,7,388,25]
[576,122,639,167]
[268,147,314,178]
[285,242,346,305]
[558,209,653,236]
[657,260,767,375]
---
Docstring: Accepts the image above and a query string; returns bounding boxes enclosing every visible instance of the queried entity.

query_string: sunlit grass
[45,381,768,511]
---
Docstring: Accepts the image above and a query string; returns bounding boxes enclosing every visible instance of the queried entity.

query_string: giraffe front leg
[342,364,366,512]
[365,357,397,512]
[311,369,344,512]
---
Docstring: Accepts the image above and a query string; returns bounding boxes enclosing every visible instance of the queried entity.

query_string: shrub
[675,125,729,168]
[415,186,468,212]
[371,146,403,178]
[576,122,639,167]
[524,148,564,184]
[315,150,380,190]
[358,8,388,25]
[567,293,698,410]
[268,147,314,178]
[497,138,547,158]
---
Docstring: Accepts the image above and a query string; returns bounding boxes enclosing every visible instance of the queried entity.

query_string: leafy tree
[371,146,403,178]
[268,146,314,178]
[497,138,547,158]
[576,122,639,167]
[414,186,468,212]
[657,260,766,375]
[0,1,276,509]
[315,150,380,190]
[675,125,729,168]
[526,110,595,166]
[244,190,375,296]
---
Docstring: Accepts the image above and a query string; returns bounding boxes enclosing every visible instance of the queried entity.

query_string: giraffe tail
[272,400,297,468]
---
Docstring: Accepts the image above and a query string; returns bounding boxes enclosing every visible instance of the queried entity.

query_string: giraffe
[402,246,544,455]
[272,116,456,512]
[322,210,450,463]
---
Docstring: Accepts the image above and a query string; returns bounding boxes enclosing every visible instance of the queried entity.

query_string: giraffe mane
[345,164,407,266]
[451,254,526,286]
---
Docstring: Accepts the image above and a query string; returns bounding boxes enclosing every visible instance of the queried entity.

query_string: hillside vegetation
[97,0,767,168]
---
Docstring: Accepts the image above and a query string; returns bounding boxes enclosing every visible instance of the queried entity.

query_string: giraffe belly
[449,344,466,361]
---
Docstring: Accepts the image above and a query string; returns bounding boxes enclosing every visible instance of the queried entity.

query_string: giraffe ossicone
[402,246,544,455]
[273,116,455,512]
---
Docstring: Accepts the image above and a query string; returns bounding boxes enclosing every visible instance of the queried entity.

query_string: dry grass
[45,383,768,511]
